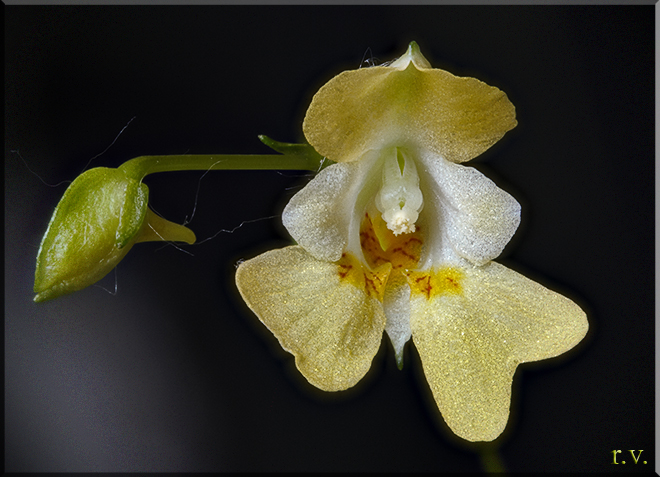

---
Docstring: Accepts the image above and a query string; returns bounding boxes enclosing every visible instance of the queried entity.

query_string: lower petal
[409,261,588,441]
[382,281,412,369]
[236,245,387,392]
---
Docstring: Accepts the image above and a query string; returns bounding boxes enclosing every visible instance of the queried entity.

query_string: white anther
[375,149,424,236]
[386,209,417,235]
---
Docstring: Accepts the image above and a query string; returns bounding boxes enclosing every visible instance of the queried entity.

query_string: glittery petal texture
[410,261,588,441]
[382,280,412,367]
[417,152,521,266]
[235,246,387,392]
[303,56,516,165]
[282,161,364,262]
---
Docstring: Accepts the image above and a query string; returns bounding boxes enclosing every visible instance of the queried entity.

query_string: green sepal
[33,166,194,302]
[33,167,140,302]
[116,180,149,248]
[258,135,334,170]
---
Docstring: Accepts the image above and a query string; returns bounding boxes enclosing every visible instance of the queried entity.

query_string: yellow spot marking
[337,252,391,302]
[405,267,464,299]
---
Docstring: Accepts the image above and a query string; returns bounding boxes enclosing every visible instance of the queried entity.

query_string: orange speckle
[338,209,427,299]
[336,252,391,301]
[360,210,423,288]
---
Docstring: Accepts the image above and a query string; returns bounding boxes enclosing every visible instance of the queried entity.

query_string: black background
[5,5,654,473]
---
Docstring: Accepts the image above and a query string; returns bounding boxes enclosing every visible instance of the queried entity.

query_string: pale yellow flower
[236,43,587,441]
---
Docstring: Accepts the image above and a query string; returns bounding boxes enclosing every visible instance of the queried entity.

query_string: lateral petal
[282,153,380,262]
[235,246,387,392]
[409,261,588,441]
[417,153,521,266]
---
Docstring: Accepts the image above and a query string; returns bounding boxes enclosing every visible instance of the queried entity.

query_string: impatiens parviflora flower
[235,42,588,442]
[33,166,196,302]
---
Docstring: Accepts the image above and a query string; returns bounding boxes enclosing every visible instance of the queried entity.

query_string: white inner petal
[375,148,424,236]
[415,149,521,266]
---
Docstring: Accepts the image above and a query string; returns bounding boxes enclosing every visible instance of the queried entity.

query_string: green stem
[119,153,324,180]
[476,444,507,474]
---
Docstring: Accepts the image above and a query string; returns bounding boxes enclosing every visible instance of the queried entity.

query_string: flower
[34,167,195,302]
[235,42,588,442]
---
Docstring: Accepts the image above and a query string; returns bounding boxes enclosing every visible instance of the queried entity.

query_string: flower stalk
[120,143,328,180]
[34,141,328,303]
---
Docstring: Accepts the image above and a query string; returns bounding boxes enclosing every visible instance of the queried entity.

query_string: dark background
[5,6,654,473]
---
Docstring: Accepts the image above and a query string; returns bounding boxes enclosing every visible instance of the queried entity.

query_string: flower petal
[235,246,387,392]
[416,152,521,266]
[382,281,412,369]
[282,153,380,262]
[409,261,588,441]
[303,49,516,165]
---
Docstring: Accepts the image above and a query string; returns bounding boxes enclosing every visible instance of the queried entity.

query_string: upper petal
[416,152,521,266]
[409,261,588,441]
[235,245,387,392]
[303,44,516,165]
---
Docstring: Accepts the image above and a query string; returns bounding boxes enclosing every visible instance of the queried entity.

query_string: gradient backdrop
[6,5,654,472]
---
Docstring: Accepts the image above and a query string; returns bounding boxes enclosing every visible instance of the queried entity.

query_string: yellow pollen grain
[405,267,464,299]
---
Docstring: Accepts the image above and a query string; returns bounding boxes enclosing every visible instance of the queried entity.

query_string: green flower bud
[34,167,195,302]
